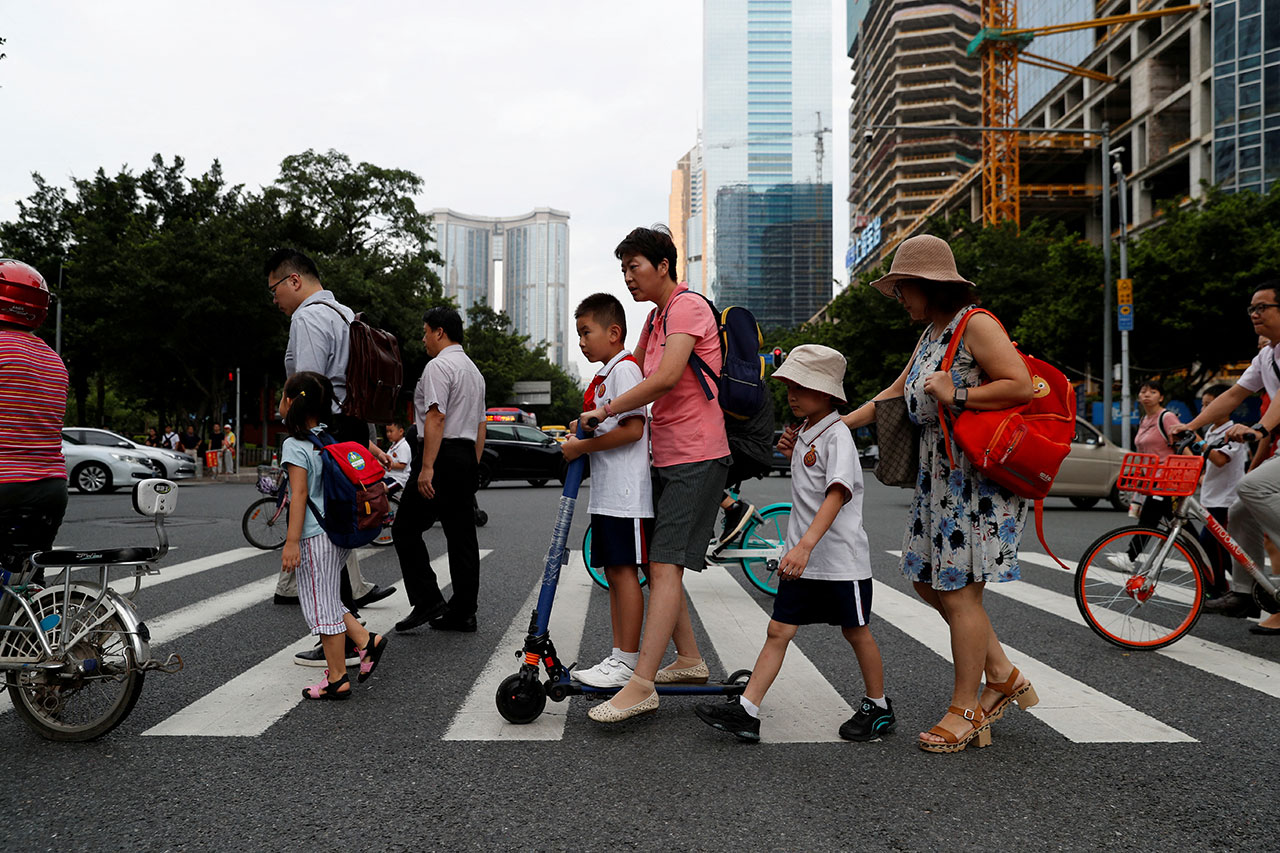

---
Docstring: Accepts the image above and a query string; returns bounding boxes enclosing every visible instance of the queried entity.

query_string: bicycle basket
[256,464,285,495]
[1116,452,1204,497]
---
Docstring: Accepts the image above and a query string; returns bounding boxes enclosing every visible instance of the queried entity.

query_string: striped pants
[298,533,351,635]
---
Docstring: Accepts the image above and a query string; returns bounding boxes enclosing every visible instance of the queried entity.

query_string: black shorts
[771,577,873,628]
[588,514,652,569]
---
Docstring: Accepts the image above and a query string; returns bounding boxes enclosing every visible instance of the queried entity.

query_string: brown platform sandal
[918,705,992,754]
[982,666,1040,723]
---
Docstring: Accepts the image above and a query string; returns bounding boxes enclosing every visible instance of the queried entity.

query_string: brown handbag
[873,396,919,488]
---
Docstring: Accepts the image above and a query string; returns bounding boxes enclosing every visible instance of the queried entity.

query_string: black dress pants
[393,437,480,617]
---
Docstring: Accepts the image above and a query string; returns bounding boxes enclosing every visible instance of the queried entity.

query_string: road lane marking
[443,551,593,741]
[1019,549,1196,606]
[683,566,854,743]
[884,552,1194,743]
[142,550,486,737]
[998,553,1280,700]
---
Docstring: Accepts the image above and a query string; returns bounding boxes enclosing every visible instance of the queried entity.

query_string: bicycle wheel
[581,524,648,590]
[4,587,145,741]
[738,505,789,596]
[1075,526,1205,650]
[242,497,288,550]
[372,494,399,547]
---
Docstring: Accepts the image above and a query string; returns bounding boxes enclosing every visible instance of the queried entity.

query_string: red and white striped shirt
[0,330,68,483]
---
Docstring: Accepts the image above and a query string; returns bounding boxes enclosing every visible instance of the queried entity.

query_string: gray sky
[1,1,849,381]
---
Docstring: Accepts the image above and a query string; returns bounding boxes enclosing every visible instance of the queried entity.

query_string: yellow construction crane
[968,2,1201,225]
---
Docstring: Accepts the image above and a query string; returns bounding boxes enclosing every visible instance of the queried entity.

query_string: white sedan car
[61,437,155,495]
[62,428,197,480]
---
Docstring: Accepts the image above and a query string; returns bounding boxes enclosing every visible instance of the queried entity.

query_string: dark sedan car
[479,422,587,488]
[771,425,879,474]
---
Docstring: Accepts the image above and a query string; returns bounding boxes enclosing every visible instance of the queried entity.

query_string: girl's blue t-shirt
[281,426,328,540]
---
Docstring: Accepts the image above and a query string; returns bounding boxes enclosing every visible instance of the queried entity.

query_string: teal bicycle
[581,499,791,596]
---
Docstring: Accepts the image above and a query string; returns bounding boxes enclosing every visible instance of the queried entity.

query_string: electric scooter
[495,420,751,724]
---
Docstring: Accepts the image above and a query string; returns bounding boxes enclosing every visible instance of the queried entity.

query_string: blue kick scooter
[495,420,751,724]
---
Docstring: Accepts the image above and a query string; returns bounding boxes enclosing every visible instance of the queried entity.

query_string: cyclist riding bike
[1174,277,1280,631]
[0,259,69,569]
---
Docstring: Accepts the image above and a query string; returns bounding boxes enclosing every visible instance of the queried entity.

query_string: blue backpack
[304,432,390,549]
[646,290,768,420]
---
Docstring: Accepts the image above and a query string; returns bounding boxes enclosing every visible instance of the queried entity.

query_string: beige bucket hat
[868,234,975,296]
[772,344,848,404]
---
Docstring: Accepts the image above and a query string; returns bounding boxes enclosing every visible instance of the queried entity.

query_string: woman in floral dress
[836,235,1040,752]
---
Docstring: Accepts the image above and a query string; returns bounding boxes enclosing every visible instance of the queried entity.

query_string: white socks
[739,696,760,718]
[613,648,639,669]
[867,695,888,710]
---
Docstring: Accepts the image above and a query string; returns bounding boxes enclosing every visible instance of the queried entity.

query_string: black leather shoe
[273,594,300,606]
[1202,591,1261,618]
[353,584,397,608]
[429,612,478,633]
[394,601,448,633]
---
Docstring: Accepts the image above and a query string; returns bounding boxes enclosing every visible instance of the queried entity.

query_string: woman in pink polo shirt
[580,226,731,723]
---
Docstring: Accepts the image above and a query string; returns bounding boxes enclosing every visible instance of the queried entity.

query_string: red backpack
[938,308,1075,500]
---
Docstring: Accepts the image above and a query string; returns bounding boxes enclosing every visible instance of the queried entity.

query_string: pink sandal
[356,634,388,684]
[302,670,351,701]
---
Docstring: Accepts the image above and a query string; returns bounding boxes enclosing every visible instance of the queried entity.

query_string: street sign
[1117,278,1133,331]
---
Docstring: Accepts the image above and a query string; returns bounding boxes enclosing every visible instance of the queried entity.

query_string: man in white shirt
[1177,280,1280,620]
[393,306,487,633]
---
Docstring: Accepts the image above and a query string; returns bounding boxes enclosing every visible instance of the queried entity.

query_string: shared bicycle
[0,479,184,741]
[241,464,400,550]
[581,492,790,595]
[1074,435,1280,650]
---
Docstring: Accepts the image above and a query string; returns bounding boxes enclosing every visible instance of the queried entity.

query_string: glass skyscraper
[429,208,572,370]
[1213,0,1280,192]
[702,0,833,328]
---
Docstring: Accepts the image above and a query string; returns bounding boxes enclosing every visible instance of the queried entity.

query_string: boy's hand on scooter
[561,435,585,462]
[282,541,300,572]
[778,544,810,578]
[579,408,605,432]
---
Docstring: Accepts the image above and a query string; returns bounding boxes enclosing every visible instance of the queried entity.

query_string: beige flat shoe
[587,690,659,723]
[653,660,710,684]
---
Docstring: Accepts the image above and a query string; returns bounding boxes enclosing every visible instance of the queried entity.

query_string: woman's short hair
[614,225,678,282]
[1139,379,1165,396]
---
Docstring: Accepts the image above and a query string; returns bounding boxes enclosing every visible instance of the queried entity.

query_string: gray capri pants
[649,456,731,570]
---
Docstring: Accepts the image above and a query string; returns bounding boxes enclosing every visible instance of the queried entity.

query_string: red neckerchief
[584,353,638,412]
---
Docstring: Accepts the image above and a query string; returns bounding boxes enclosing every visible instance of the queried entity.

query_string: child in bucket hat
[694,344,894,742]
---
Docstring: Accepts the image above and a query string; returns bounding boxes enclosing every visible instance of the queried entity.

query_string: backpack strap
[301,432,334,523]
[309,299,354,326]
[1156,409,1174,446]
[656,289,719,403]
[936,307,989,470]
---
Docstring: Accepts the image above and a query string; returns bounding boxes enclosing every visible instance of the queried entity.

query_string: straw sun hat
[868,234,974,296]
[772,344,848,404]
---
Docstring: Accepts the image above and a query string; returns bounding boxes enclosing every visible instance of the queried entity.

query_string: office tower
[702,0,833,329]
[429,208,572,370]
[1212,0,1279,193]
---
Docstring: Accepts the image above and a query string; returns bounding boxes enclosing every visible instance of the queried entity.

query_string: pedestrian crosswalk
[7,543,1278,744]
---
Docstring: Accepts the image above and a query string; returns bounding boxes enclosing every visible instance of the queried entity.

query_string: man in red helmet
[0,259,70,557]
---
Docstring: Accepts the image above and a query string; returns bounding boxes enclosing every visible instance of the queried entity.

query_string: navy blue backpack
[304,431,390,549]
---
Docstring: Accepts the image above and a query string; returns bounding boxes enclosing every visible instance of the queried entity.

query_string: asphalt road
[0,473,1275,852]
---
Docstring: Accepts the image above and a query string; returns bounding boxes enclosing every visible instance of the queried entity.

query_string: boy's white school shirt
[386,437,411,489]
[786,411,872,581]
[586,350,653,518]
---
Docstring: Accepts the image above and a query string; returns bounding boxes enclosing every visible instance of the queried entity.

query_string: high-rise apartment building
[429,208,572,370]
[846,0,982,275]
[697,0,834,329]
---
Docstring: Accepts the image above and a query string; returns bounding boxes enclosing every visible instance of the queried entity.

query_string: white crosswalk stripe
[143,550,489,737]
[444,552,594,741]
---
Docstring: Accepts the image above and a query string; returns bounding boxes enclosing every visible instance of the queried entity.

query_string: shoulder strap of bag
[1156,408,1174,446]
[1034,499,1075,572]
[657,289,718,402]
[937,307,992,469]
[309,299,353,326]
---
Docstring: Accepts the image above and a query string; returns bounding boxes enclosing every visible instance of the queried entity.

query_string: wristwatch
[953,387,969,412]
[1250,421,1271,439]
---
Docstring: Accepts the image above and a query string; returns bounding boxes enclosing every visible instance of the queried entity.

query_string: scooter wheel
[726,669,752,685]
[474,510,489,527]
[1253,581,1280,615]
[496,673,546,724]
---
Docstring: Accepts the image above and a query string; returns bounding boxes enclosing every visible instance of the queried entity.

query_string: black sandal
[357,634,388,684]
[302,671,351,701]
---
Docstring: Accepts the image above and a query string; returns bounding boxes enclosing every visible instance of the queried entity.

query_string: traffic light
[226,371,235,383]
[772,347,784,368]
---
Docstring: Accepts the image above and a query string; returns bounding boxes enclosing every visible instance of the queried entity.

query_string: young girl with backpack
[280,371,388,700]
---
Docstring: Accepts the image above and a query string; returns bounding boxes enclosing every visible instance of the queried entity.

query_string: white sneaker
[1106,553,1135,572]
[572,656,634,688]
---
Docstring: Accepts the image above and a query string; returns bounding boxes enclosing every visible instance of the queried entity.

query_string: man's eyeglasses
[268,274,294,296]
[1247,303,1280,316]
